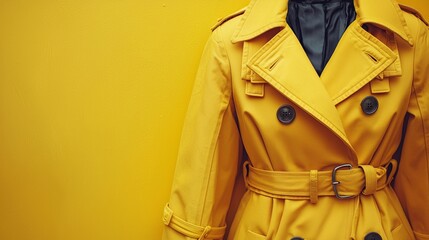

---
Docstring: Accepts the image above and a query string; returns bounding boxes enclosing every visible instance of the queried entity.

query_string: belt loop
[386,159,398,185]
[310,170,318,204]
[243,161,250,188]
[359,165,377,195]
[198,226,212,240]
[163,204,174,225]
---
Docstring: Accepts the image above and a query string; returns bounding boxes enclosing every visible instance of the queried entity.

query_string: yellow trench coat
[162,0,429,239]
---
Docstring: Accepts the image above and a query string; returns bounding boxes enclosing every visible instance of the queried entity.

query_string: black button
[290,238,304,240]
[277,105,296,124]
[364,232,382,240]
[361,96,379,115]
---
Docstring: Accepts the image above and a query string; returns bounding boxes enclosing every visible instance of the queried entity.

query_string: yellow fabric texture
[163,0,429,239]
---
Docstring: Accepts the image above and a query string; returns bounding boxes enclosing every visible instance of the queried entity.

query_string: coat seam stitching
[198,25,233,228]
[411,16,429,236]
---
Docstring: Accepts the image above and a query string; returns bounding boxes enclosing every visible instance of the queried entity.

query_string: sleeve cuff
[163,203,226,240]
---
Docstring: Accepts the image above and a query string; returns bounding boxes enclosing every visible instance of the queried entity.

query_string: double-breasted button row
[277,96,379,124]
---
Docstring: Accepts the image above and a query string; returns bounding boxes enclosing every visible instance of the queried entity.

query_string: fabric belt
[244,160,397,204]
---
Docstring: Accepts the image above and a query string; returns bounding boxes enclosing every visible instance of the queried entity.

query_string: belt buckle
[332,163,355,199]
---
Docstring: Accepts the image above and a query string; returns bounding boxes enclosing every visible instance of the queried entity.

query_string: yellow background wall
[0,1,427,239]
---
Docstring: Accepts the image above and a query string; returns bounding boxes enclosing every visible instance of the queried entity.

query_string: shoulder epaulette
[399,4,428,26]
[211,7,247,31]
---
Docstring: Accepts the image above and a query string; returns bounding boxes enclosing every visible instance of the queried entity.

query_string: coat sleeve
[394,19,429,240]
[162,26,242,240]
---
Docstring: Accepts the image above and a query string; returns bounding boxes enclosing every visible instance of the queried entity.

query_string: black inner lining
[286,0,356,75]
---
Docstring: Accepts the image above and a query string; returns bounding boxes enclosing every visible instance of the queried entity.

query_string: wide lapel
[235,0,414,161]
[320,21,399,105]
[246,26,356,154]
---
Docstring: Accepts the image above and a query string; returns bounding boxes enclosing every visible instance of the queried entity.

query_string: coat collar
[245,21,400,162]
[241,1,407,162]
[231,0,414,45]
